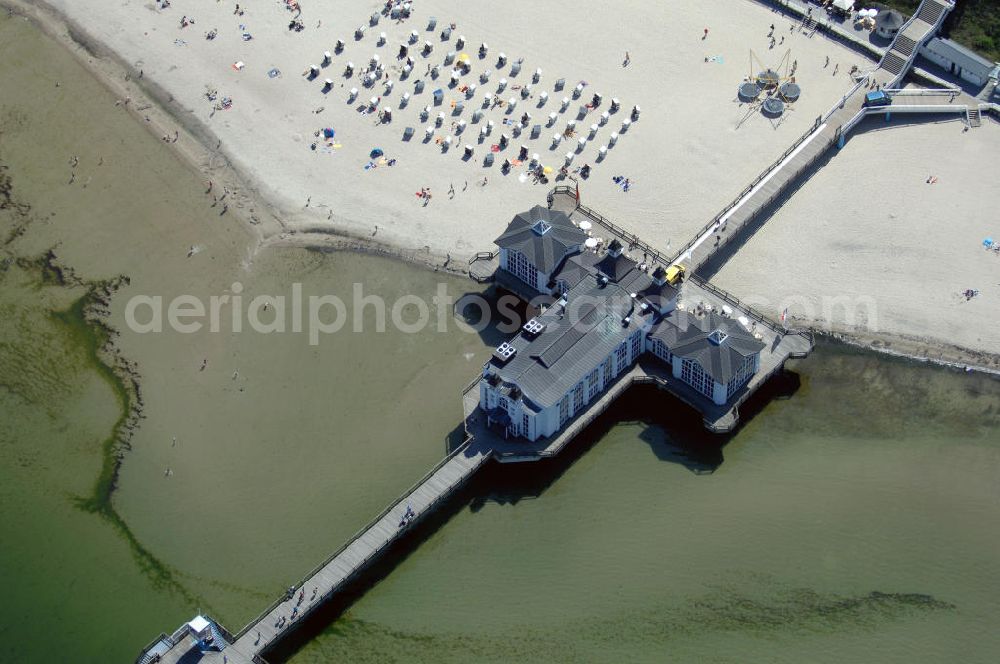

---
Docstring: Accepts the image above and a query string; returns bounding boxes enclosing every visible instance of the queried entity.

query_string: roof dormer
[532,219,552,235]
[651,266,667,286]
[708,329,729,346]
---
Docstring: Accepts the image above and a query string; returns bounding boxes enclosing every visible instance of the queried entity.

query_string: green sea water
[286,350,1000,663]
[2,10,999,664]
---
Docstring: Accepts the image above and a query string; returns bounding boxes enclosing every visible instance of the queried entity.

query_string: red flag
[780,308,788,324]
[575,181,580,203]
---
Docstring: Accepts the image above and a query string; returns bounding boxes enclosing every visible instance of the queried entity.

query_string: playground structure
[737,49,803,120]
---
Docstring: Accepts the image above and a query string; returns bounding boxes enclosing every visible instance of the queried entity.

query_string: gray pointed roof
[651,311,764,384]
[877,9,905,29]
[494,206,587,275]
[595,252,637,283]
[550,251,601,291]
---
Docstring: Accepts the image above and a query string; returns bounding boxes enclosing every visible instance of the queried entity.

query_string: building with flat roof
[920,37,999,88]
[479,208,765,441]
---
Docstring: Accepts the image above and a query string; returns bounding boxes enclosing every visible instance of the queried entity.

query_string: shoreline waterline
[2,7,1000,662]
[3,0,998,371]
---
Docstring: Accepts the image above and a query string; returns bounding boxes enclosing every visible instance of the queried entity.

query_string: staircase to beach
[876,0,954,87]
[916,0,947,24]
[210,623,228,651]
[893,34,918,58]
[800,15,817,37]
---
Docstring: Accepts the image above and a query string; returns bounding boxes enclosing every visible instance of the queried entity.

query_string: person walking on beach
[825,55,830,68]
[448,183,455,198]
[702,27,709,39]
[833,63,839,75]
[623,51,630,67]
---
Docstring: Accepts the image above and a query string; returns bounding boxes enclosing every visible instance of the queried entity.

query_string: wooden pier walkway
[140,441,490,664]
[232,443,490,662]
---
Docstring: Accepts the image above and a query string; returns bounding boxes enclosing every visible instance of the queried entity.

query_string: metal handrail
[822,78,867,124]
[688,275,782,333]
[668,116,827,269]
[549,186,674,268]
[881,0,953,88]
[882,87,961,96]
[468,251,496,265]
[462,374,482,395]
[134,634,171,664]
[575,202,673,267]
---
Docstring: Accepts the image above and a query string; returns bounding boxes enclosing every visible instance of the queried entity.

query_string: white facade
[481,327,647,442]
[499,247,551,293]
[670,353,760,406]
[920,38,997,88]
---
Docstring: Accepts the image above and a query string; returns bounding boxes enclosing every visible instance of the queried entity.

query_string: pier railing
[232,439,480,645]
[688,275,785,334]
[135,613,236,664]
[822,78,867,124]
[666,116,830,271]
[468,250,496,265]
[549,188,816,335]
[135,633,171,664]
[882,87,961,97]
[549,186,675,269]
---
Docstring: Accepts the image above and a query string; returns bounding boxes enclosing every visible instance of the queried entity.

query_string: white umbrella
[579,220,592,231]
[585,237,599,249]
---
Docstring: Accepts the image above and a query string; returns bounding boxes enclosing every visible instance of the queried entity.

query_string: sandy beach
[713,114,1000,369]
[4,5,1000,661]
[20,0,868,254]
[7,0,999,367]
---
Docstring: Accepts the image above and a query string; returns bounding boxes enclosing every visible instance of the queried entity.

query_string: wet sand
[3,9,1000,663]
[9,0,998,367]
